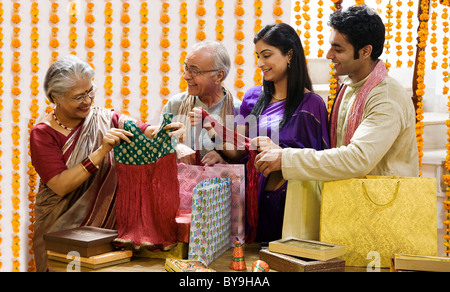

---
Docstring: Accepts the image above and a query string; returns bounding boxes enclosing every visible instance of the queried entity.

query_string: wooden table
[48,243,389,272]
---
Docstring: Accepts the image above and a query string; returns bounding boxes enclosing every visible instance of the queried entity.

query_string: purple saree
[239,86,329,242]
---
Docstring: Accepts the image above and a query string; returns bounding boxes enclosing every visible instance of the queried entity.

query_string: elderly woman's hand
[102,128,134,153]
[164,122,186,143]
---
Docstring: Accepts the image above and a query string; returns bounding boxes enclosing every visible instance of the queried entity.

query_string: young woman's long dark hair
[250,23,313,128]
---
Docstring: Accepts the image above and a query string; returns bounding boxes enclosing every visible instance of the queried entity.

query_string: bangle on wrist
[80,156,99,175]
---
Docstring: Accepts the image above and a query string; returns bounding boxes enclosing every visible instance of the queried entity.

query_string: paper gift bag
[188,178,231,266]
[177,164,245,245]
[282,180,322,241]
[320,176,437,268]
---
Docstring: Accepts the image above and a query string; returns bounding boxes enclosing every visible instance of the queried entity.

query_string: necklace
[52,111,73,131]
[272,94,286,101]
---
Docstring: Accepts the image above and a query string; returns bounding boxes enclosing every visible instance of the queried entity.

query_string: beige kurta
[281,75,419,181]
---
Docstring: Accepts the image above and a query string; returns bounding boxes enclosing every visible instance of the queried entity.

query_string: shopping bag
[177,164,245,245]
[282,180,322,241]
[188,177,231,266]
[320,176,437,268]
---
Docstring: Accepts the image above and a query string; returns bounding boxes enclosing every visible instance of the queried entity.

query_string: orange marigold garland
[326,0,342,115]
[10,1,21,272]
[68,1,78,52]
[273,0,283,23]
[406,0,415,67]
[179,1,188,93]
[196,0,206,41]
[442,7,450,257]
[394,1,403,67]
[0,0,3,271]
[140,1,149,122]
[27,1,40,272]
[234,0,245,100]
[121,1,131,116]
[254,2,263,86]
[104,2,113,109]
[302,0,311,57]
[430,0,439,70]
[416,0,431,176]
[316,0,325,58]
[384,0,394,71]
[85,2,95,71]
[160,1,171,106]
[215,1,224,41]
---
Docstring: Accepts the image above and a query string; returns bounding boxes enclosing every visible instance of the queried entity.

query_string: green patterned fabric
[114,113,176,165]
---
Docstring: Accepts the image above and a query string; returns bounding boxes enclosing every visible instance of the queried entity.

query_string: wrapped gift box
[165,258,215,272]
[259,249,345,272]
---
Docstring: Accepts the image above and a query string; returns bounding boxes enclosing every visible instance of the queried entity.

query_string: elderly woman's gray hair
[190,40,231,81]
[44,55,95,103]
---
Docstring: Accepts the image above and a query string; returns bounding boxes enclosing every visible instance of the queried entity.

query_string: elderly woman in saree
[30,55,184,272]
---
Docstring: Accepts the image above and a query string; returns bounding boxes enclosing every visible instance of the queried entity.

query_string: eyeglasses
[71,84,97,103]
[183,63,220,77]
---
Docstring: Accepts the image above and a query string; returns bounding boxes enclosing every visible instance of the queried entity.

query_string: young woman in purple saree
[246,24,329,243]
[207,23,329,243]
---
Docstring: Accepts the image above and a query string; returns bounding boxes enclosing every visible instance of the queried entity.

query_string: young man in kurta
[254,5,419,181]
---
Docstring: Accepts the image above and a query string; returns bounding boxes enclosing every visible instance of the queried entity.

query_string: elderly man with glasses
[162,40,241,165]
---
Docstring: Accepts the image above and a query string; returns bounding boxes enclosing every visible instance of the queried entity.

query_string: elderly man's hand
[255,149,282,177]
[201,150,228,166]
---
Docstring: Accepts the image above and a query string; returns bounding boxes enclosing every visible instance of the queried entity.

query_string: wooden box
[48,250,132,270]
[259,249,345,272]
[268,237,346,262]
[394,254,450,272]
[44,226,118,258]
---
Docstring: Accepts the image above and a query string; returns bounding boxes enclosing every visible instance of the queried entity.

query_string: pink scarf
[330,60,388,147]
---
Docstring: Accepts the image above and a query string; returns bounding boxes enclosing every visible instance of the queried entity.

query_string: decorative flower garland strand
[215,0,224,41]
[120,1,131,116]
[406,1,415,67]
[85,2,95,72]
[68,1,78,53]
[327,0,342,116]
[415,0,431,177]
[46,1,59,114]
[316,0,325,58]
[302,0,311,57]
[139,1,149,122]
[10,1,21,272]
[441,7,450,257]
[234,0,245,100]
[179,1,188,92]
[0,0,3,271]
[196,0,206,41]
[104,1,113,109]
[160,1,171,106]
[430,0,439,70]
[273,0,283,23]
[384,0,394,71]
[394,1,403,67]
[27,1,40,272]
[254,1,263,86]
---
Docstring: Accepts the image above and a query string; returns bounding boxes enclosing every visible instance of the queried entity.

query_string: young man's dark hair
[328,4,385,60]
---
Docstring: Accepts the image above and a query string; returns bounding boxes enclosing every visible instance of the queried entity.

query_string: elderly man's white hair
[190,40,231,81]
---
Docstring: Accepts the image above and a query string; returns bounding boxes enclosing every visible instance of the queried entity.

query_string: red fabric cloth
[114,153,180,250]
[199,109,259,243]
[175,209,191,243]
